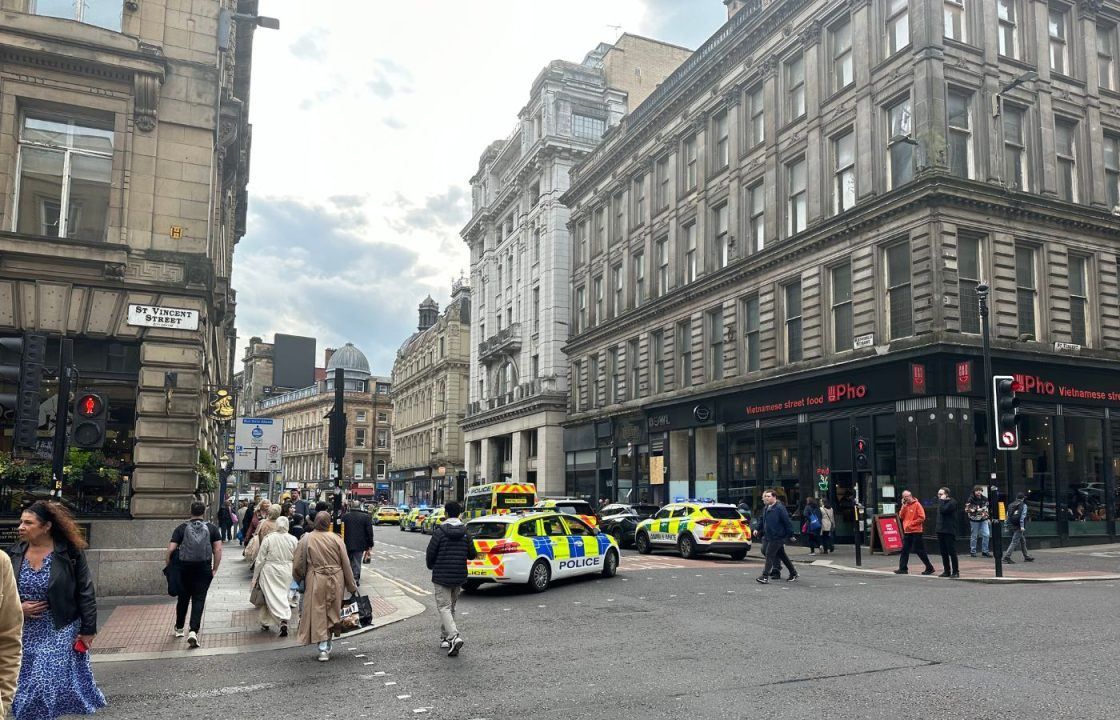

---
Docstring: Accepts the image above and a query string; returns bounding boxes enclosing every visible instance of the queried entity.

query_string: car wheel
[463,580,482,593]
[601,549,619,578]
[529,560,551,593]
[678,534,697,559]
[611,528,625,548]
[729,550,747,561]
[398,524,404,531]
[635,532,652,555]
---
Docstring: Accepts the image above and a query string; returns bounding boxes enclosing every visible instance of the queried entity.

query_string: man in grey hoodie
[425,501,477,656]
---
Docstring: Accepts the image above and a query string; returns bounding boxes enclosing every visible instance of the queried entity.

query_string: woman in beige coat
[292,512,356,662]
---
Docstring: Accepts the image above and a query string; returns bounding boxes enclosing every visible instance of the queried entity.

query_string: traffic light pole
[850,425,862,567]
[331,367,345,526]
[976,285,1003,578]
[51,339,74,497]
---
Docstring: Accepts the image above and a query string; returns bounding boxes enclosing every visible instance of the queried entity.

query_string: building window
[1055,117,1078,203]
[886,242,913,339]
[747,86,765,148]
[707,307,724,382]
[886,0,910,56]
[683,222,698,284]
[356,429,367,447]
[833,131,856,213]
[575,286,586,334]
[627,338,640,400]
[1100,25,1118,91]
[377,412,388,423]
[608,347,620,405]
[784,281,803,362]
[713,203,730,269]
[612,264,623,319]
[652,330,665,394]
[1069,254,1089,346]
[944,0,965,42]
[957,234,983,334]
[656,156,671,211]
[572,113,605,140]
[593,276,604,326]
[831,18,854,91]
[1016,246,1038,340]
[742,295,760,372]
[376,429,388,449]
[593,207,606,256]
[1003,105,1027,190]
[947,90,972,179]
[633,174,646,227]
[589,354,600,408]
[712,112,730,171]
[786,55,806,120]
[787,157,807,236]
[831,263,853,352]
[682,135,698,192]
[747,182,765,253]
[633,251,646,307]
[1105,134,1120,209]
[531,354,539,378]
[15,114,114,242]
[572,360,583,411]
[612,192,625,241]
[1049,6,1069,75]
[656,237,670,296]
[532,286,540,333]
[356,411,367,423]
[676,319,692,388]
[33,0,121,31]
[998,0,1020,58]
[575,221,587,266]
[887,97,914,189]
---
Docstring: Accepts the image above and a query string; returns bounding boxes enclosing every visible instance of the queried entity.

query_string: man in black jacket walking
[757,489,798,584]
[341,501,375,583]
[425,501,477,657]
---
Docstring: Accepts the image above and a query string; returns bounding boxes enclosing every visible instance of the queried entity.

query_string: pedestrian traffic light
[0,333,47,450]
[993,375,1020,451]
[854,436,870,471]
[72,391,108,449]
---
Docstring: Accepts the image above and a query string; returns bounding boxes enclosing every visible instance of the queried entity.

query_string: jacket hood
[439,522,468,539]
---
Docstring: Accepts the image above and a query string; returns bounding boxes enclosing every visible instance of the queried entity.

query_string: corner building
[461,35,692,496]
[562,0,1120,546]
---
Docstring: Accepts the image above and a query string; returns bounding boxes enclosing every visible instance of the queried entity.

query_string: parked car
[597,503,660,547]
[400,506,431,532]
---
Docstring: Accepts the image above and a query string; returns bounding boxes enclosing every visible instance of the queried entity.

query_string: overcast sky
[233,0,727,375]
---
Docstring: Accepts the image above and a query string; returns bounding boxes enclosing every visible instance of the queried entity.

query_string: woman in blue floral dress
[8,501,105,719]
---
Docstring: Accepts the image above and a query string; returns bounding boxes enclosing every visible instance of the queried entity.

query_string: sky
[232,0,728,375]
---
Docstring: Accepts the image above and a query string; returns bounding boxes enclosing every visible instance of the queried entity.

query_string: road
[94,525,1120,719]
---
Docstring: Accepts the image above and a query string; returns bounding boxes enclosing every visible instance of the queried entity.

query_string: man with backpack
[1003,492,1035,563]
[166,501,223,648]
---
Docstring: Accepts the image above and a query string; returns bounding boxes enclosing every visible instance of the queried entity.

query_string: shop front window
[729,435,759,511]
[764,427,800,514]
[1063,417,1107,534]
[1018,415,1057,532]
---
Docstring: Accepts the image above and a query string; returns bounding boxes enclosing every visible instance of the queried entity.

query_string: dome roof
[419,295,438,309]
[326,343,371,376]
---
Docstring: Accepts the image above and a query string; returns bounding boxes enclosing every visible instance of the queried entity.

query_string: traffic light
[327,408,347,462]
[854,436,870,471]
[993,375,1020,451]
[72,391,108,449]
[0,333,47,450]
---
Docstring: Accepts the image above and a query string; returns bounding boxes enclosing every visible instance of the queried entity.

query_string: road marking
[354,654,366,658]
[385,681,398,686]
[369,570,432,597]
[184,683,275,699]
[397,694,412,700]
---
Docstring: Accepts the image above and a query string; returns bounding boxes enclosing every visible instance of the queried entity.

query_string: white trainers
[187,631,199,648]
[440,638,451,649]
[448,635,464,657]
[317,651,329,662]
[173,627,184,638]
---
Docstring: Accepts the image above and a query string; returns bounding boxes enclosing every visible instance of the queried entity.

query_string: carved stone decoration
[134,72,162,132]
[104,263,125,281]
[1077,0,1102,17]
[724,89,743,107]
[800,21,822,46]
[762,55,780,78]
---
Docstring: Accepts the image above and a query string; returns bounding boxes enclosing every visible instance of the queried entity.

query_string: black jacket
[936,498,957,536]
[342,510,375,553]
[7,542,97,635]
[217,506,233,526]
[760,502,795,542]
[425,521,477,587]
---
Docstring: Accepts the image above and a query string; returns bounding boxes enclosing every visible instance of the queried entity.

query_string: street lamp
[976,284,1004,578]
[218,9,280,52]
[218,454,230,506]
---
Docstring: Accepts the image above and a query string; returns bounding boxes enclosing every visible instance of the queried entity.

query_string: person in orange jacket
[894,490,936,575]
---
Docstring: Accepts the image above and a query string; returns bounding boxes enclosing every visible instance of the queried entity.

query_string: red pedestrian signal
[77,394,102,417]
[854,436,870,471]
[72,391,108,449]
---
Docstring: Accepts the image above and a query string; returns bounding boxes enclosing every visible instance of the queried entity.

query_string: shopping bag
[341,593,374,629]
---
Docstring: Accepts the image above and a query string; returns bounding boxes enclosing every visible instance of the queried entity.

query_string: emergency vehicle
[464,511,619,593]
[374,506,403,525]
[633,501,752,560]
[399,507,431,532]
[421,507,447,534]
[532,498,599,527]
[463,482,536,519]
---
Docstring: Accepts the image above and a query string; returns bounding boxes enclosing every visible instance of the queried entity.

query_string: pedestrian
[894,490,936,575]
[217,500,234,543]
[289,513,306,540]
[256,505,282,545]
[167,502,222,648]
[756,489,798,584]
[736,499,752,527]
[245,499,270,544]
[237,500,250,545]
[1003,492,1035,563]
[0,543,23,720]
[964,488,991,557]
[341,501,374,584]
[802,497,822,556]
[291,490,310,519]
[251,517,296,637]
[292,512,357,662]
[425,501,476,656]
[8,501,105,719]
[935,487,959,578]
[819,499,836,554]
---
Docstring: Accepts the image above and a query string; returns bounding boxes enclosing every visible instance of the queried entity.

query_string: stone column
[511,429,525,483]
[537,424,565,496]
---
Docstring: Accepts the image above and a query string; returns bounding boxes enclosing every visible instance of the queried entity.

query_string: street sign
[233,417,284,471]
[126,303,200,331]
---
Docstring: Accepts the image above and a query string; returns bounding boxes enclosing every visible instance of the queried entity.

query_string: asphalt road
[94,526,1120,719]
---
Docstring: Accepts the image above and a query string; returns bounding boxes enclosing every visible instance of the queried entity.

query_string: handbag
[249,582,266,608]
[340,593,374,629]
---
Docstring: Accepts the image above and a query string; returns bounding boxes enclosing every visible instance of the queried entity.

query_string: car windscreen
[496,493,534,510]
[703,507,743,520]
[466,521,510,539]
[631,505,660,517]
[557,502,594,516]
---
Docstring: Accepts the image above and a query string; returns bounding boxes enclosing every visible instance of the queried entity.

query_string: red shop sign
[910,363,927,394]
[873,515,904,554]
[956,361,972,393]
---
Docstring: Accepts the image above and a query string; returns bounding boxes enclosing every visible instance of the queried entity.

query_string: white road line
[369,570,432,597]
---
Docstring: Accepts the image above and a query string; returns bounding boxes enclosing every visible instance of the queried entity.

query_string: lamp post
[218,454,230,506]
[976,283,1003,578]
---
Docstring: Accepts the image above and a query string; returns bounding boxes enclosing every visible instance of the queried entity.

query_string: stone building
[461,34,692,496]
[0,1,265,591]
[257,343,393,502]
[562,0,1120,545]
[389,281,471,505]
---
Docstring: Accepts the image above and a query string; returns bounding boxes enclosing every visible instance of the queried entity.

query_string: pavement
[91,539,426,662]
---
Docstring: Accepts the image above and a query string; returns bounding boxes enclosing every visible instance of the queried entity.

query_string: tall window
[947,90,972,179]
[633,174,646,228]
[1069,254,1089,346]
[608,348,620,404]
[887,98,914,189]
[575,221,587,266]
[886,242,913,339]
[589,355,600,409]
[832,19,854,91]
[612,264,623,319]
[1049,7,1069,75]
[747,86,765,148]
[682,136,698,192]
[656,237,670,296]
[627,338,640,400]
[1100,25,1117,91]
[356,429,366,448]
[15,115,114,241]
[572,360,583,411]
[742,295,760,372]
[1105,134,1120,209]
[787,157,807,235]
[633,251,646,307]
[33,0,122,31]
[593,276,604,326]
[712,111,730,170]
[998,0,1019,58]
[833,131,856,213]
[786,55,806,120]
[944,0,965,43]
[532,286,540,333]
[958,235,983,334]
[593,207,606,255]
[377,429,388,449]
[572,114,605,140]
[708,307,724,382]
[747,182,765,254]
[784,282,803,362]
[575,286,586,334]
[831,263,853,352]
[713,203,730,268]
[1003,105,1027,189]
[1016,246,1038,339]
[651,330,665,394]
[532,227,541,264]
[683,223,698,283]
[656,156,671,211]
[676,320,692,388]
[1055,117,1077,203]
[886,0,910,55]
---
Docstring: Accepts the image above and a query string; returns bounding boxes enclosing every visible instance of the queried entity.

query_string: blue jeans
[969,520,990,554]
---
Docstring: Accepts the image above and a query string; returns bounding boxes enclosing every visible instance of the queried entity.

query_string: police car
[420,507,447,534]
[532,498,599,527]
[399,507,431,532]
[464,512,619,593]
[374,506,403,525]
[633,501,751,560]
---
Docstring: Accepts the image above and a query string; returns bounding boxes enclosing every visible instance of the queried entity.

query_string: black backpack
[178,520,213,563]
[1006,501,1023,529]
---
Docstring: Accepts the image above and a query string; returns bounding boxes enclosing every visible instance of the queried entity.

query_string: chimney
[324,347,336,367]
